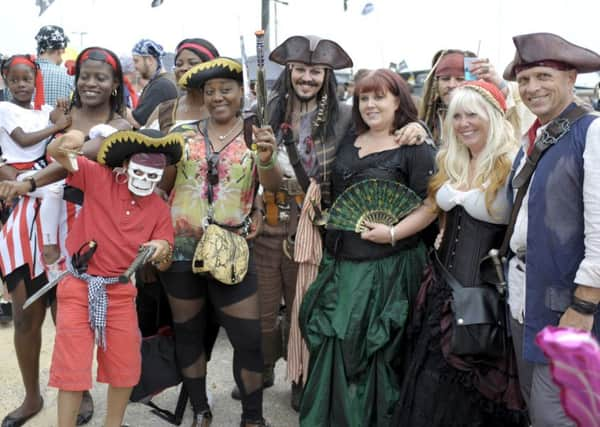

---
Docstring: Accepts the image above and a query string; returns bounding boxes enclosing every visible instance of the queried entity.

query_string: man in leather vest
[504,33,600,427]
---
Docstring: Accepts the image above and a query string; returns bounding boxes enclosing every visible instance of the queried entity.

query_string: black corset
[437,206,506,287]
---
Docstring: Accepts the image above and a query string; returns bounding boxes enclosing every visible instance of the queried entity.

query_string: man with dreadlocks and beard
[229,35,429,410]
[417,49,533,145]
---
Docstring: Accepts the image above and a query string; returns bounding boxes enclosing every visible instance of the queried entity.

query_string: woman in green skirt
[299,69,438,426]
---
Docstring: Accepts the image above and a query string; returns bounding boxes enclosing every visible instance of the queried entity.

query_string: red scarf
[526,119,542,155]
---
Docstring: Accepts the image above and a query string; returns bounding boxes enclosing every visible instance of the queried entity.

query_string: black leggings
[160,257,264,421]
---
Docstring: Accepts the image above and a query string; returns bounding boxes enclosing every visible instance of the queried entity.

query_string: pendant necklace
[211,118,242,142]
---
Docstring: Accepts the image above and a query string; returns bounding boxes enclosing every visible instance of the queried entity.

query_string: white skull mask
[126,160,164,196]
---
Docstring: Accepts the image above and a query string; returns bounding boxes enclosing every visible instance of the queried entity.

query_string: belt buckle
[278,204,290,222]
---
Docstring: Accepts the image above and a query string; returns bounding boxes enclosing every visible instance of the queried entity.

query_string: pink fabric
[536,326,600,427]
[287,180,322,384]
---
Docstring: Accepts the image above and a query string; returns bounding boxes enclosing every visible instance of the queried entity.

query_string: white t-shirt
[0,101,53,164]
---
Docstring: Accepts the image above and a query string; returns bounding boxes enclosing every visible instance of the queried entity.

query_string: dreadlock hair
[353,69,418,135]
[71,47,125,117]
[268,65,340,141]
[419,49,476,142]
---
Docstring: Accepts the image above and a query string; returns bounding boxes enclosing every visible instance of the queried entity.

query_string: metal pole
[261,0,270,52]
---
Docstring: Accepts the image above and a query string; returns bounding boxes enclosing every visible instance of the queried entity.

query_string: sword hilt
[119,245,156,283]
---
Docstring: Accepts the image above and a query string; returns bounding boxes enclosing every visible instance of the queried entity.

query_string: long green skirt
[299,243,427,427]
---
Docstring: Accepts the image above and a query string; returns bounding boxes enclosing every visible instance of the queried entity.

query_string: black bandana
[35,25,69,54]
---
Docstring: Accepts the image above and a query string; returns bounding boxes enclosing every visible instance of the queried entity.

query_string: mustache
[295,80,320,88]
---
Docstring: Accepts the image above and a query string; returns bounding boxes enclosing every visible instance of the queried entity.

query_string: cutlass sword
[22,240,97,310]
[22,270,70,310]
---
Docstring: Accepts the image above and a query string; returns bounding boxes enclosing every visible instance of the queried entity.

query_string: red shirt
[66,156,174,277]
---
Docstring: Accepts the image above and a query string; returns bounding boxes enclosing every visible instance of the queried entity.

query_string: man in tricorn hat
[503,32,600,426]
[233,35,429,410]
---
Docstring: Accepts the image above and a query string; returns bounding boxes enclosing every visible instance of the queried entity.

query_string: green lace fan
[327,179,422,232]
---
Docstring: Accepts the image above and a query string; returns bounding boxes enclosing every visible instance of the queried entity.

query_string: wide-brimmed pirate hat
[97,129,184,167]
[269,35,353,70]
[503,32,600,81]
[178,57,242,90]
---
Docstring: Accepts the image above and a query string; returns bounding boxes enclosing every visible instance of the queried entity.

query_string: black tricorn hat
[178,57,243,90]
[269,35,353,70]
[96,129,184,167]
[503,32,600,81]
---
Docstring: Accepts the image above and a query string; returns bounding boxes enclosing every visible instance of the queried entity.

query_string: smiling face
[451,105,490,153]
[76,59,118,108]
[289,62,326,102]
[516,66,576,124]
[358,89,400,132]
[174,49,203,82]
[203,78,243,123]
[5,64,36,107]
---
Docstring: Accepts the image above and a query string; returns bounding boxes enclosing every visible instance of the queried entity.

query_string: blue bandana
[132,39,165,77]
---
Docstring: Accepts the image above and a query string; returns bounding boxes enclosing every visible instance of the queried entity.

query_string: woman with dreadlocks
[0,46,130,427]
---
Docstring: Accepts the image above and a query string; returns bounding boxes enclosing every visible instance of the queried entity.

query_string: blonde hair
[428,86,518,218]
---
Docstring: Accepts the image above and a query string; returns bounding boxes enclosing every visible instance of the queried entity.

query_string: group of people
[0,22,598,427]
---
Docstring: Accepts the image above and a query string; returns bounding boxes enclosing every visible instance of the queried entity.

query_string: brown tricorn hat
[503,32,600,81]
[269,35,353,70]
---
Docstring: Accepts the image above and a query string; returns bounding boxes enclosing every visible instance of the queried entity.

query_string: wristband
[257,150,278,170]
[26,176,37,193]
[570,295,598,316]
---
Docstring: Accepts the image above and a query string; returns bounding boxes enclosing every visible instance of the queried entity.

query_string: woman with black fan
[298,69,437,427]
[394,81,527,426]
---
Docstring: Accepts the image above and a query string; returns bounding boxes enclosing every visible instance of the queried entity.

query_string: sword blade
[22,270,70,310]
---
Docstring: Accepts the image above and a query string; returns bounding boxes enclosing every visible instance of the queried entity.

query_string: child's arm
[46,130,85,173]
[10,112,71,147]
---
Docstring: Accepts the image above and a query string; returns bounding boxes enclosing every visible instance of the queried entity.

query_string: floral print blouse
[168,121,257,261]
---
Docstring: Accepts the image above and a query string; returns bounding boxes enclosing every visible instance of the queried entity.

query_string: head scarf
[35,25,69,55]
[132,39,165,79]
[175,38,219,62]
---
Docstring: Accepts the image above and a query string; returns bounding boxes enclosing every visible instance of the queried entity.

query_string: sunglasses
[206,153,219,186]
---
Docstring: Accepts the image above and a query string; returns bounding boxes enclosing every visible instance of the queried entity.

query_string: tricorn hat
[97,129,184,168]
[178,57,242,90]
[503,32,600,81]
[269,35,353,70]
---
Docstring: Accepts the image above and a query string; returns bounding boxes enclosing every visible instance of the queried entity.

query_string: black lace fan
[327,179,422,232]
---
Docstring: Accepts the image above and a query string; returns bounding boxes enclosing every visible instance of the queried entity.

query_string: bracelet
[26,176,37,193]
[257,151,278,170]
[497,80,508,90]
[389,225,396,247]
[570,295,598,316]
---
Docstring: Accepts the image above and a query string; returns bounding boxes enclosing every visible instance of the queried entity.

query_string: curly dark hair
[71,47,125,117]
